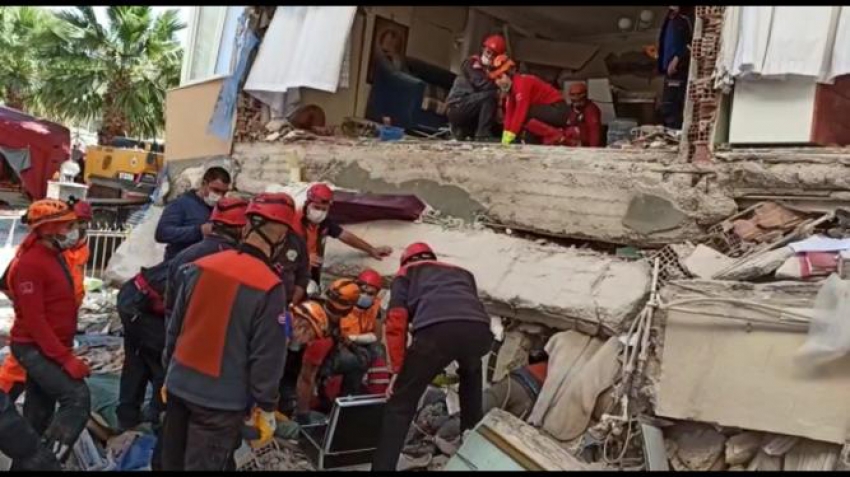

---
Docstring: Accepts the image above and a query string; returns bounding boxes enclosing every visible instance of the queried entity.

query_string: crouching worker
[290,280,371,419]
[160,193,294,471]
[372,243,494,471]
[5,199,90,463]
[491,55,570,145]
[0,356,62,471]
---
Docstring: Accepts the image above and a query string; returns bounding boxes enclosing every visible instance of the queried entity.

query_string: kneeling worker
[445,34,506,141]
[372,242,494,471]
[565,82,602,147]
[491,56,570,145]
[160,193,294,471]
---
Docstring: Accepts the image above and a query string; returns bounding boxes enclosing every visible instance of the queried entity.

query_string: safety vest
[339,297,381,338]
[63,242,90,307]
[0,355,26,393]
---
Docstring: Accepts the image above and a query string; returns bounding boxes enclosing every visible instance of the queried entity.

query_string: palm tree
[37,6,185,142]
[0,7,55,113]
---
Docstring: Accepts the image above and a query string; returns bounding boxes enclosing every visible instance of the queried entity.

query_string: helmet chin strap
[244,217,287,260]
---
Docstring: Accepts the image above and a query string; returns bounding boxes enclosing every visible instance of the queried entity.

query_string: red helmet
[307,183,334,205]
[210,197,249,227]
[72,201,93,221]
[246,193,296,227]
[357,269,383,289]
[400,242,435,266]
[483,34,507,55]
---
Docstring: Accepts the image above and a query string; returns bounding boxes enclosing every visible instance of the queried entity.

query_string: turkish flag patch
[18,281,34,295]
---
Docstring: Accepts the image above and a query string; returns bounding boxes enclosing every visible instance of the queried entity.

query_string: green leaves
[0,6,186,140]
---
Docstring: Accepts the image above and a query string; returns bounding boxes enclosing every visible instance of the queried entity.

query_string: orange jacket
[63,242,89,307]
[340,297,382,338]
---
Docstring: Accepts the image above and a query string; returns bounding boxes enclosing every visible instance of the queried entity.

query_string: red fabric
[365,356,391,395]
[0,355,26,392]
[9,242,78,365]
[504,75,564,135]
[303,337,335,367]
[566,101,603,147]
[385,307,409,374]
[526,361,548,385]
[0,106,70,200]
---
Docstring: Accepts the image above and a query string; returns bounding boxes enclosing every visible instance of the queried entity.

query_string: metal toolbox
[299,394,387,470]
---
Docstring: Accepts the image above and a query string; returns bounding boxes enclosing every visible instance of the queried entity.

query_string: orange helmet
[292,301,330,338]
[210,197,249,227]
[489,54,516,80]
[325,278,361,315]
[23,199,77,233]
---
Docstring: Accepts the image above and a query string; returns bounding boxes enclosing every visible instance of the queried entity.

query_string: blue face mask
[356,294,374,310]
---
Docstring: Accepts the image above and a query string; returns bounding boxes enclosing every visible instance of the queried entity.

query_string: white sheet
[789,235,850,253]
[723,6,850,84]
[244,6,356,111]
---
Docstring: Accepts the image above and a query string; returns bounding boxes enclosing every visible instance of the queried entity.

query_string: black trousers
[10,343,90,461]
[117,305,165,431]
[371,320,493,471]
[661,75,688,129]
[0,390,62,471]
[160,392,244,471]
[447,90,499,140]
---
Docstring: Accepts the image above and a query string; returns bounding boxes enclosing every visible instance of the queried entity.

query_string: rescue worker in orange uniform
[4,199,90,464]
[491,55,570,145]
[64,199,92,306]
[289,280,371,421]
[295,183,392,292]
[341,269,386,363]
[160,193,295,470]
[446,34,507,141]
[372,242,494,471]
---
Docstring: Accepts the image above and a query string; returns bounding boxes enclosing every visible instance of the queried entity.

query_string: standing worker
[160,193,294,471]
[296,183,393,292]
[372,242,494,471]
[657,6,693,129]
[155,166,231,260]
[491,56,570,145]
[445,34,506,142]
[164,197,251,318]
[5,199,90,463]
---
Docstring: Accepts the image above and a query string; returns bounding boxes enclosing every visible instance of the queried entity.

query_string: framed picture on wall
[367,16,409,84]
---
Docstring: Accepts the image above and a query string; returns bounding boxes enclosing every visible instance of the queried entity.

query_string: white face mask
[499,79,511,94]
[306,206,328,224]
[204,192,222,207]
[481,54,492,66]
[54,229,80,250]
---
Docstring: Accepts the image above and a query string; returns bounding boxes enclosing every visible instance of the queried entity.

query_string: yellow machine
[83,141,164,185]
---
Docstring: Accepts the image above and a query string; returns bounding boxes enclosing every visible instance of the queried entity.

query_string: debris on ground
[608,125,681,151]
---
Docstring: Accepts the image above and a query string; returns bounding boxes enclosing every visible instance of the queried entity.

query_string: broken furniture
[299,394,387,470]
[365,54,455,136]
[443,408,591,471]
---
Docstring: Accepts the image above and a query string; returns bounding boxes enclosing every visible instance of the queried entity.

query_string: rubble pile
[608,125,681,151]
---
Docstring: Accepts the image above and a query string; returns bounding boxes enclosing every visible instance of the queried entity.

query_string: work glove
[61,356,91,380]
[501,131,516,145]
[253,408,277,447]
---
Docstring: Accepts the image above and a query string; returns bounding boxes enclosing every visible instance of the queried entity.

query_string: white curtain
[717,6,850,85]
[243,6,356,114]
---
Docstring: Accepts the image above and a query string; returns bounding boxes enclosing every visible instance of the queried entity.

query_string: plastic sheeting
[718,6,850,85]
[243,7,356,113]
[796,274,850,368]
[103,206,166,286]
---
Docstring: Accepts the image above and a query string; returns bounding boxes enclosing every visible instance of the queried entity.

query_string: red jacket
[567,100,603,147]
[9,241,78,365]
[504,74,565,135]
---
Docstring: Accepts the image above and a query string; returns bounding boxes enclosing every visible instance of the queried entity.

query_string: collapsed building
[2,4,847,472]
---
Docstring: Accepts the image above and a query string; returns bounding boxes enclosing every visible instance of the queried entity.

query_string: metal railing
[0,214,131,280]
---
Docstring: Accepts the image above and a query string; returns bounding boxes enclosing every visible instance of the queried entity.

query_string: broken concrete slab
[747,450,782,471]
[622,193,689,235]
[682,244,735,279]
[655,280,850,445]
[323,221,651,334]
[233,140,736,247]
[783,439,840,471]
[665,422,727,471]
[725,431,762,466]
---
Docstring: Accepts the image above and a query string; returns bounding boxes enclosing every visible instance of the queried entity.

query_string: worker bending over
[445,34,506,141]
[290,280,372,419]
[295,183,392,291]
[161,193,293,470]
[5,200,90,463]
[155,166,231,260]
[491,56,569,145]
[372,243,494,471]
